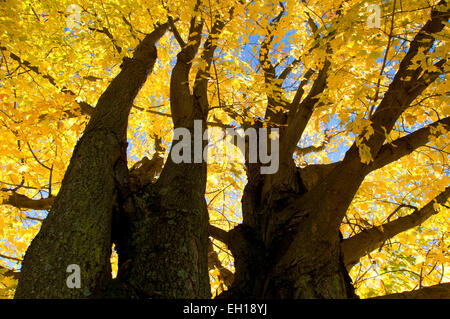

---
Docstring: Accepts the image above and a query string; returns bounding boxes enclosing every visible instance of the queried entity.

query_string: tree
[0,0,449,299]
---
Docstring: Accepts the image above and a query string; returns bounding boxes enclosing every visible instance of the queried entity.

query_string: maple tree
[0,0,449,299]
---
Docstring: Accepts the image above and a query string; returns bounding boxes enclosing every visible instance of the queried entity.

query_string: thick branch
[85,21,170,135]
[209,224,230,245]
[298,116,450,191]
[280,1,450,236]
[282,59,330,155]
[371,283,450,299]
[193,8,234,116]
[168,16,186,48]
[361,1,449,159]
[367,116,450,172]
[207,240,234,287]
[289,68,315,110]
[169,1,204,127]
[277,58,300,82]
[0,265,20,281]
[342,185,450,268]
[15,22,170,298]
[1,191,54,210]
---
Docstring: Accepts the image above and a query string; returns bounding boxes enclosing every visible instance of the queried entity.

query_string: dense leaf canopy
[0,0,449,298]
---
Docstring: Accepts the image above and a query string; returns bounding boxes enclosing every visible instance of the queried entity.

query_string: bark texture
[14,23,169,298]
[109,6,226,297]
[114,137,211,298]
[9,2,450,300]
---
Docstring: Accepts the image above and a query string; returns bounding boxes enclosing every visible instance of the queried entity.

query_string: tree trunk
[113,124,211,298]
[220,159,357,299]
[219,213,356,299]
[15,24,169,298]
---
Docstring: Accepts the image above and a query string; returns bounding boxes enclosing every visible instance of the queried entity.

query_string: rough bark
[218,211,357,299]
[220,141,355,298]
[217,2,449,299]
[8,2,449,300]
[109,6,232,298]
[114,140,211,298]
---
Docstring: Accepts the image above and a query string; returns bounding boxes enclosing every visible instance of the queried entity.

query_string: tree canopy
[0,0,449,299]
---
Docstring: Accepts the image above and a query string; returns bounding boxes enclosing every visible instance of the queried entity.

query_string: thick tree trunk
[10,2,449,301]
[109,10,226,298]
[110,15,212,296]
[260,216,356,298]
[221,212,356,298]
[15,24,169,298]
[14,130,121,298]
[219,157,357,299]
[113,125,211,298]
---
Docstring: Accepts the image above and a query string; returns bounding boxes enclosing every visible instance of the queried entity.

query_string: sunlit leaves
[0,0,448,299]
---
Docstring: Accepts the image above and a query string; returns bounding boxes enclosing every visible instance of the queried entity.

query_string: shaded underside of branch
[371,282,450,299]
[282,1,450,237]
[0,192,54,211]
[342,185,450,268]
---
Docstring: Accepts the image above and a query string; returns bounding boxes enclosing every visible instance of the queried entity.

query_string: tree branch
[209,224,230,245]
[168,16,186,48]
[193,6,235,116]
[133,104,235,128]
[342,185,450,268]
[0,253,22,263]
[282,58,330,155]
[277,58,301,82]
[367,116,450,172]
[0,265,20,281]
[208,240,234,287]
[297,116,450,191]
[289,68,315,111]
[359,1,449,160]
[88,26,123,54]
[295,130,331,158]
[1,191,54,210]
[371,282,450,299]
[169,0,204,127]
[280,1,450,236]
[258,2,285,82]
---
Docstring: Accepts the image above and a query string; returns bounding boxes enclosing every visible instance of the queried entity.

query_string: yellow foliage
[0,0,448,299]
